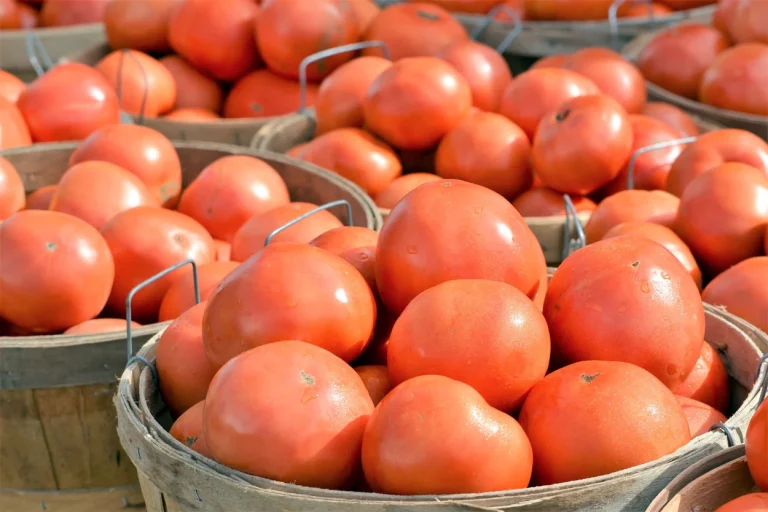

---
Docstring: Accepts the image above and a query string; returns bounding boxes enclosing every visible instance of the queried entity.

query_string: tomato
[164,108,220,121]
[158,261,239,322]
[713,0,739,35]
[156,301,217,416]
[213,239,231,262]
[363,57,472,151]
[0,0,22,28]
[436,40,513,113]
[602,221,702,289]
[618,2,673,17]
[168,0,260,82]
[362,3,469,61]
[702,256,768,334]
[524,0,615,20]
[699,43,768,116]
[657,0,716,8]
[0,210,115,333]
[714,494,768,512]
[532,95,633,195]
[373,173,442,210]
[676,395,728,437]
[407,0,499,13]
[544,236,705,387]
[301,128,402,197]
[362,375,533,494]
[530,54,568,70]
[309,226,379,295]
[584,189,680,243]
[105,0,179,53]
[177,155,289,243]
[498,68,600,140]
[728,0,768,44]
[256,0,360,82]
[203,243,376,366]
[159,55,224,114]
[223,69,318,118]
[346,0,379,32]
[512,188,596,217]
[69,124,183,208]
[40,0,108,26]
[230,202,343,262]
[435,111,531,199]
[637,24,730,99]
[100,206,215,322]
[169,400,210,457]
[314,56,392,136]
[519,360,692,485]
[562,47,647,114]
[0,156,24,221]
[24,185,56,211]
[0,96,31,150]
[15,3,38,28]
[676,163,768,276]
[354,365,391,406]
[63,318,141,335]
[642,101,700,138]
[492,0,526,20]
[670,341,730,414]
[0,69,25,103]
[746,399,768,491]
[376,179,547,314]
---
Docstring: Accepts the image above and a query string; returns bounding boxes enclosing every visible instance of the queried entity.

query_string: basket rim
[0,22,103,39]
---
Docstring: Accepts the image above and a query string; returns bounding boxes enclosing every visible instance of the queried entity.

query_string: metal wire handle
[709,422,736,447]
[608,0,655,49]
[561,194,587,261]
[470,4,523,54]
[756,353,768,405]
[626,136,698,190]
[115,49,149,125]
[24,31,53,78]
[264,200,354,247]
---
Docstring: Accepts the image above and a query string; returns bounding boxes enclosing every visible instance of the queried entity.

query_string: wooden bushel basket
[0,141,381,512]
[623,30,768,141]
[116,291,767,511]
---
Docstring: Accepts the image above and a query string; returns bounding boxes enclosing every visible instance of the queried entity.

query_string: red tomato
[0,156,24,221]
[160,55,224,114]
[347,0,379,33]
[619,2,673,17]
[15,3,38,27]
[532,95,634,195]
[702,256,768,334]
[746,399,768,491]
[168,0,260,82]
[105,0,179,53]
[714,494,768,512]
[0,97,32,149]
[544,236,705,387]
[24,185,57,211]
[0,210,115,333]
[714,0,739,35]
[177,155,290,243]
[100,206,215,322]
[676,395,728,437]
[354,365,391,406]
[163,108,220,121]
[524,0,615,20]
[642,102,700,138]
[230,202,343,262]
[63,318,141,335]
[699,43,768,116]
[213,239,231,262]
[435,111,532,199]
[362,375,533,494]
[407,0,499,13]
[0,69,25,103]
[158,261,239,322]
[156,302,217,416]
[203,243,376,366]
[309,226,379,295]
[530,54,568,70]
[376,179,547,314]
[670,341,730,414]
[512,187,596,217]
[169,400,211,457]
[584,189,679,243]
[69,124,182,208]
[223,70,318,118]
[39,0,108,26]
[728,0,768,44]
[373,173,442,210]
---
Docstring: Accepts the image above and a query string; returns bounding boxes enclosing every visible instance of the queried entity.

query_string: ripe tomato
[676,395,728,437]
[169,400,210,457]
[619,2,673,17]
[230,202,343,262]
[562,47,647,114]
[532,95,634,195]
[436,40,513,113]
[376,179,547,314]
[642,101,700,138]
[63,318,141,335]
[670,341,730,414]
[14,2,37,28]
[301,128,402,197]
[524,0,614,20]
[530,54,568,70]
[746,398,768,491]
[0,69,25,103]
[354,365,391,406]
[203,243,376,366]
[177,155,290,243]
[388,279,550,412]
[362,3,469,61]
[39,0,108,26]
[637,24,730,99]
[17,63,120,143]
[0,97,31,150]
[256,0,360,82]
[435,111,531,199]
[603,221,703,289]
[24,185,57,211]
[728,0,768,44]
[373,173,442,210]
[702,256,768,334]
[498,68,600,139]
[700,43,768,116]
[363,57,472,150]
[346,0,379,32]
[544,236,705,387]
[0,210,115,333]
[223,69,318,118]
[168,0,260,82]
[314,56,392,135]
[101,206,215,322]
[584,189,680,243]
[658,0,717,8]
[0,0,24,28]
[0,156,24,221]
[156,301,217,416]
[407,0,499,13]
[69,124,183,208]
[512,188,596,217]
[213,239,231,262]
[286,143,308,159]
[310,226,379,295]
[158,261,240,322]
[49,161,158,230]
[713,0,739,35]
[160,55,224,114]
[676,163,768,276]
[164,108,219,121]
[105,0,179,53]
[715,494,768,512]
[519,360,692,485]
[362,375,533,494]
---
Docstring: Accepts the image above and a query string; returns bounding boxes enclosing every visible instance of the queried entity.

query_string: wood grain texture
[0,484,145,512]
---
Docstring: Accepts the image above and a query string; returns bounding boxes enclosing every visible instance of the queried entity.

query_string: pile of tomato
[0,0,108,30]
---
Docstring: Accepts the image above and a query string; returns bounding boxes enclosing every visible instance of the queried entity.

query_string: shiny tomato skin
[309,226,379,296]
[63,318,141,335]
[373,173,442,210]
[512,187,597,217]
[702,256,768,334]
[0,156,24,221]
[699,43,768,116]
[158,261,240,322]
[0,97,31,150]
[223,69,319,118]
[105,0,178,53]
[169,400,211,457]
[669,341,730,414]
[584,189,680,243]
[727,0,768,44]
[714,493,768,512]
[642,102,700,138]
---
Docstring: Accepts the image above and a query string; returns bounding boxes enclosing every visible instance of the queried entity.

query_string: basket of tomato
[0,128,380,511]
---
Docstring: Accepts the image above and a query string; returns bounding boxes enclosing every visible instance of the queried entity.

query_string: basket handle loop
[756,353,768,405]
[471,4,523,54]
[115,49,149,125]
[626,136,698,190]
[561,194,586,261]
[24,31,54,78]
[608,0,655,48]
[709,423,737,448]
[265,200,353,247]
